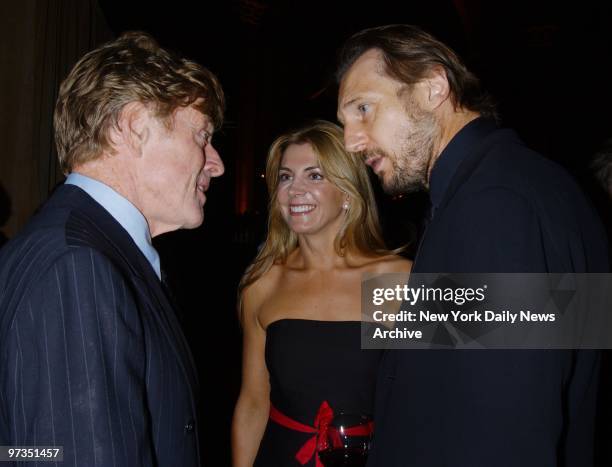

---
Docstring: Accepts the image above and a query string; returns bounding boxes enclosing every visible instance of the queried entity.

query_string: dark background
[98,0,612,465]
[3,0,612,465]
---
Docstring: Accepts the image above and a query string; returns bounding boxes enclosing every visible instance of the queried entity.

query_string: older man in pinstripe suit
[0,32,224,466]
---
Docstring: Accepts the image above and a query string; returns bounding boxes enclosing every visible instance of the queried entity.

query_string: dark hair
[54,31,224,172]
[336,24,497,120]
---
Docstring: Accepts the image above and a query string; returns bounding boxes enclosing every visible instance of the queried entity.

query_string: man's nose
[204,143,225,177]
[343,123,368,153]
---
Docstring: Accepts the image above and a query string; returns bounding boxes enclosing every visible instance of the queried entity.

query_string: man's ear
[112,101,150,157]
[421,65,450,111]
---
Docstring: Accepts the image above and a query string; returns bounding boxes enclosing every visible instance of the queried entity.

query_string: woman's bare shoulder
[241,264,284,314]
[365,254,413,274]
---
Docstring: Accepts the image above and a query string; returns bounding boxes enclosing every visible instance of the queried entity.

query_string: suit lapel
[61,186,200,394]
[133,260,200,393]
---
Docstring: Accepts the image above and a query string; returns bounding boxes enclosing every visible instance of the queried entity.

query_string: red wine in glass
[318,447,368,467]
[317,413,372,467]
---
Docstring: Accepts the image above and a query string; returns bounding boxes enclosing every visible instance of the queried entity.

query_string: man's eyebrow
[340,97,360,110]
[198,114,214,133]
[337,96,364,122]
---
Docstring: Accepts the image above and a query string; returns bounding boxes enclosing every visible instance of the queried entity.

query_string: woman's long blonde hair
[238,120,392,313]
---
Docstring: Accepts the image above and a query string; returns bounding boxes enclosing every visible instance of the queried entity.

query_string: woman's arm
[232,285,271,467]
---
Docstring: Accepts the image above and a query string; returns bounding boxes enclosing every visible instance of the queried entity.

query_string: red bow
[269,401,373,467]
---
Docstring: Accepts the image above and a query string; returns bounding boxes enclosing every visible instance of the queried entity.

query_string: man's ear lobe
[116,101,150,157]
[423,66,450,111]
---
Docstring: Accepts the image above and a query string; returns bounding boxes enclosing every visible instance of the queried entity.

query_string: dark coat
[369,120,609,467]
[0,185,201,467]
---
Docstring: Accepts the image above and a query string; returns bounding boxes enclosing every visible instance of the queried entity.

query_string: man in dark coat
[0,32,225,466]
[337,24,609,467]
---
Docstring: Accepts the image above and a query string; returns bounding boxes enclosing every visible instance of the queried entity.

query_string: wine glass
[317,412,373,467]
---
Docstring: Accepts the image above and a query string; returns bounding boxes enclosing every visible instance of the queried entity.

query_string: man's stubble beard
[380,104,439,196]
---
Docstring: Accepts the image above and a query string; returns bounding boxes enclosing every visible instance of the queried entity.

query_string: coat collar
[429,118,499,216]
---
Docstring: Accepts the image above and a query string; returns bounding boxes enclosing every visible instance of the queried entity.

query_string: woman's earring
[343,202,350,210]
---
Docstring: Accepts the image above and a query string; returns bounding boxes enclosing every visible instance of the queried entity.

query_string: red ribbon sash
[269,401,373,467]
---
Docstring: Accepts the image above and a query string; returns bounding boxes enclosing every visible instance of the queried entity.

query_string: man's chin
[382,184,406,196]
[184,212,205,230]
[382,176,423,196]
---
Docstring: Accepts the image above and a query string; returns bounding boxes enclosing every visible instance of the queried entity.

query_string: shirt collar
[429,117,498,213]
[65,173,161,280]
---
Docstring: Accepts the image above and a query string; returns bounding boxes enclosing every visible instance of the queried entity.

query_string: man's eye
[358,103,369,114]
[198,131,211,146]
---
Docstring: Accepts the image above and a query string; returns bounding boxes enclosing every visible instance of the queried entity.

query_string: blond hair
[239,120,392,300]
[54,31,224,172]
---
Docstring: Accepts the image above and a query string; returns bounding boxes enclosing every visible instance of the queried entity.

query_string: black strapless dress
[253,319,383,467]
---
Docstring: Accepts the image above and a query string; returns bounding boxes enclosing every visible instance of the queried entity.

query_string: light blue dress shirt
[65,173,161,280]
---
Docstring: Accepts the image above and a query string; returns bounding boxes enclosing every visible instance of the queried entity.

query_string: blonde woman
[232,121,411,467]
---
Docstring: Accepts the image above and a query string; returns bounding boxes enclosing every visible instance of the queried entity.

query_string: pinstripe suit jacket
[0,185,201,466]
